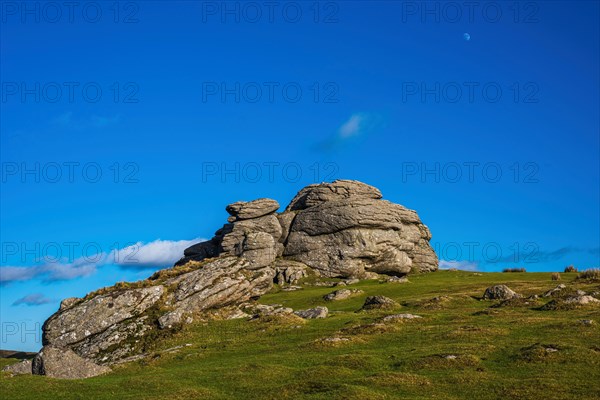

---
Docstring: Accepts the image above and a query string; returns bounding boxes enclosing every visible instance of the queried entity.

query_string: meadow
[1,270,599,400]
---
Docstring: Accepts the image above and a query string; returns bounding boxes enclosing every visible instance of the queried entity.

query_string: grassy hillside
[2,271,599,399]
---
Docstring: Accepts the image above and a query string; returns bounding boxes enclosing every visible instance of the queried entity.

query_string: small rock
[543,284,566,298]
[59,297,80,311]
[334,282,347,287]
[482,285,521,300]
[564,295,600,305]
[247,304,294,317]
[316,281,337,287]
[272,307,294,315]
[320,337,350,343]
[383,313,422,322]
[225,309,252,320]
[2,359,32,375]
[361,295,399,310]
[444,355,458,360]
[344,278,360,285]
[362,272,381,280]
[158,310,184,329]
[255,304,277,313]
[385,276,409,283]
[580,319,594,326]
[281,285,303,292]
[323,289,364,301]
[294,306,328,319]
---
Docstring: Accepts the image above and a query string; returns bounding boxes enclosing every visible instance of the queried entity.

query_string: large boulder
[273,259,310,285]
[226,198,280,220]
[178,180,437,278]
[43,286,165,349]
[32,346,111,379]
[284,195,437,278]
[286,179,382,211]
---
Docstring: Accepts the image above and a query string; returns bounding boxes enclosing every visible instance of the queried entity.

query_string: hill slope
[2,271,599,399]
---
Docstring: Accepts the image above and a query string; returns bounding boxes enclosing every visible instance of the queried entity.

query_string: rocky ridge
[6,180,438,378]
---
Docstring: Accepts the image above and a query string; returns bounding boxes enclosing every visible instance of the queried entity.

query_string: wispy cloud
[12,293,54,306]
[314,112,384,151]
[439,260,479,271]
[52,112,121,129]
[0,238,205,285]
[0,260,100,284]
[338,114,365,138]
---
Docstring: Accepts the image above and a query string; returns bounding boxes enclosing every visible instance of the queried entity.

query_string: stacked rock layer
[25,180,437,378]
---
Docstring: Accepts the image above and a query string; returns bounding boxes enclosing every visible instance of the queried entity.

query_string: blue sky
[1,1,599,351]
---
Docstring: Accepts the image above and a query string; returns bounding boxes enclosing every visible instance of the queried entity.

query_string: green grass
[2,271,599,399]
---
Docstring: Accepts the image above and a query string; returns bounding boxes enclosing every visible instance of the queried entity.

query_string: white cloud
[338,114,365,138]
[439,260,479,271]
[0,238,205,284]
[110,238,203,268]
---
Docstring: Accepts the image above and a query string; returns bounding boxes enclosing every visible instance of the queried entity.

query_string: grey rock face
[361,295,399,310]
[226,198,280,220]
[158,309,184,330]
[32,346,111,379]
[168,257,274,314]
[286,180,382,211]
[482,285,521,300]
[42,257,274,367]
[294,306,329,319]
[72,314,155,363]
[2,359,32,375]
[217,214,282,269]
[273,259,309,285]
[284,196,437,278]
[43,286,165,349]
